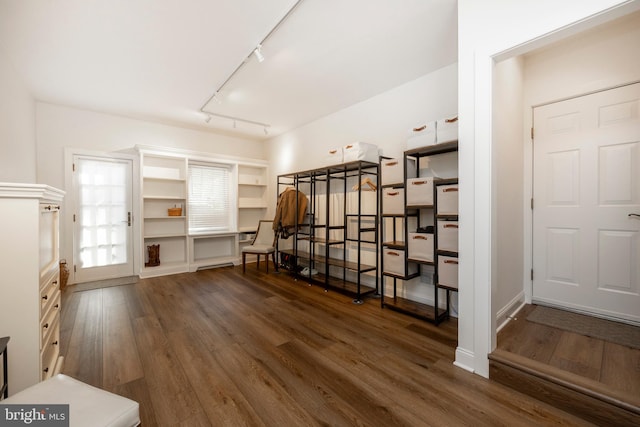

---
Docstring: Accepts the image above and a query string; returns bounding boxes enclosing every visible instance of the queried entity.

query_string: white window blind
[188,163,232,233]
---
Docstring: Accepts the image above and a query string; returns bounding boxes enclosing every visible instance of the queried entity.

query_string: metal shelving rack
[380,141,458,324]
[277,161,379,304]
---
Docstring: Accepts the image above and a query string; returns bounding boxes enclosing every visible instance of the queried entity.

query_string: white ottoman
[2,374,140,427]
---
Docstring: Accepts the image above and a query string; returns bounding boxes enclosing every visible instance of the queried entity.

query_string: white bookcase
[140,153,189,278]
[137,148,269,277]
[238,164,268,232]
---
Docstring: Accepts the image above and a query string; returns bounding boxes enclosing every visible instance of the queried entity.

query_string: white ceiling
[0,0,457,140]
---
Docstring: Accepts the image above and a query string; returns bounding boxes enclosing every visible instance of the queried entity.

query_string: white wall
[493,57,525,329]
[457,0,638,377]
[35,103,266,271]
[0,49,36,183]
[266,63,457,308]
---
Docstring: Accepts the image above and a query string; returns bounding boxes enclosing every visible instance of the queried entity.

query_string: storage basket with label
[406,177,434,206]
[437,114,458,143]
[383,248,419,277]
[343,142,378,163]
[407,232,434,262]
[407,121,436,150]
[382,188,405,215]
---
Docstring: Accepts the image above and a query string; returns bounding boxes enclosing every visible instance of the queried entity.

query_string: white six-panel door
[533,83,640,324]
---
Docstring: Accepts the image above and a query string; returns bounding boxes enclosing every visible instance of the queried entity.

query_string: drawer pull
[444,260,459,265]
[443,224,459,229]
[52,341,58,346]
[386,251,400,257]
[54,304,59,309]
[413,235,429,240]
[52,280,58,285]
[345,145,353,149]
[413,125,427,132]
[411,180,428,185]
[43,367,49,373]
[329,149,337,154]
[384,161,398,167]
[387,191,400,196]
[445,116,459,123]
[43,323,49,329]
[42,295,48,301]
[443,187,459,193]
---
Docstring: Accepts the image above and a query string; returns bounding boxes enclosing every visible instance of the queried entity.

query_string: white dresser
[0,183,65,394]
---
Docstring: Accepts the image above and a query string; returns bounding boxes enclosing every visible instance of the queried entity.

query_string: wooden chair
[242,220,278,273]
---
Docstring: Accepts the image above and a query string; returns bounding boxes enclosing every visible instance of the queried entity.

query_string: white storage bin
[343,142,379,163]
[407,121,436,150]
[407,232,434,262]
[406,177,434,206]
[438,255,459,289]
[383,248,419,277]
[380,157,417,186]
[436,183,459,215]
[437,114,458,143]
[437,220,459,253]
[324,147,343,166]
[382,188,404,215]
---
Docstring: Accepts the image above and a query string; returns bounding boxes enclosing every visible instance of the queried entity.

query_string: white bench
[2,374,140,427]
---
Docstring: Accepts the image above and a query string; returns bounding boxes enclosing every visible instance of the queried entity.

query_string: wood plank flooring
[497,304,640,398]
[61,266,594,426]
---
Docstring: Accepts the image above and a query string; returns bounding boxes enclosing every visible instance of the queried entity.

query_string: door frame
[64,148,140,285]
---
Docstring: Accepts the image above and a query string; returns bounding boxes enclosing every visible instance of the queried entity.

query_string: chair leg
[256,254,260,270]
[272,253,278,272]
[242,253,246,273]
[266,254,269,273]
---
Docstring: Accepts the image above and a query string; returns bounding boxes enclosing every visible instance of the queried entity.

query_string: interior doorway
[531,82,640,325]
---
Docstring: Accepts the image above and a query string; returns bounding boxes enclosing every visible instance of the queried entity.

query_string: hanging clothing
[273,187,308,237]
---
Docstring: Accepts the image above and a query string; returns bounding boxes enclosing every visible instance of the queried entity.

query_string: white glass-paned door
[73,155,134,282]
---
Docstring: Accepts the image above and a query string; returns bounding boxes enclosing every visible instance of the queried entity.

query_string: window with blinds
[188,163,232,233]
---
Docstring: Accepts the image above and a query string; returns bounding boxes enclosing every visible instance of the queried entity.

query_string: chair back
[252,220,276,247]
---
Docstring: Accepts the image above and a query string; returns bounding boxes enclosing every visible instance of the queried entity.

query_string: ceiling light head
[253,44,265,63]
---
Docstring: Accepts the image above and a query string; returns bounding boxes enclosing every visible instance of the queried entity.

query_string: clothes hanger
[352,177,377,191]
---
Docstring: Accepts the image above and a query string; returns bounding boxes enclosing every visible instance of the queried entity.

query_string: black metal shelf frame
[380,142,459,325]
[277,160,379,304]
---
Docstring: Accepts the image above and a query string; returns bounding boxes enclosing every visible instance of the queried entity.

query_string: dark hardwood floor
[60,266,594,426]
[497,304,640,398]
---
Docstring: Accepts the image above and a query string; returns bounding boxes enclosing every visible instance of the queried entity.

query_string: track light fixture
[199,0,306,134]
[253,44,265,63]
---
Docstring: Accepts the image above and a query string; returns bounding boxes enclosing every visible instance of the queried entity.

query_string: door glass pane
[77,158,128,268]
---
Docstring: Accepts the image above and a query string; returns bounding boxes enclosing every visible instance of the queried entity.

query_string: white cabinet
[0,183,65,394]
[140,153,189,278]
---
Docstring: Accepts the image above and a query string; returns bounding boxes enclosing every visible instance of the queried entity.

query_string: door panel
[533,83,640,324]
[73,155,134,282]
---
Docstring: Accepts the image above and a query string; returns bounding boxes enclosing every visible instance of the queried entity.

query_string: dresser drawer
[41,324,60,380]
[40,268,59,317]
[40,290,61,347]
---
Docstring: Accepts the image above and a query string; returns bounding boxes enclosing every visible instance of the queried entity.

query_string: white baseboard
[454,347,475,373]
[496,291,525,333]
